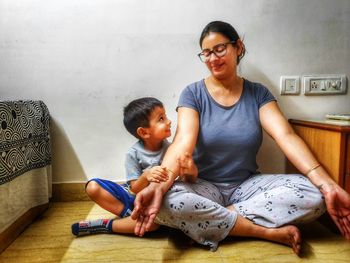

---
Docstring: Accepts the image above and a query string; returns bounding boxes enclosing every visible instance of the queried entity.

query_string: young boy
[71,97,197,236]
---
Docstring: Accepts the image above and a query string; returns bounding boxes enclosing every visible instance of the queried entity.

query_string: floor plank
[0,201,349,262]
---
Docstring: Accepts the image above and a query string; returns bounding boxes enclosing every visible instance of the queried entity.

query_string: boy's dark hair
[123,97,163,139]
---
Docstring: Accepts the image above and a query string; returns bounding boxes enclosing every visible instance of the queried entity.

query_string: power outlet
[280,76,300,95]
[303,75,347,95]
[311,81,318,89]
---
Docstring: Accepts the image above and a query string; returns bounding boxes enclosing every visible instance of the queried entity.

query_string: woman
[131,21,350,254]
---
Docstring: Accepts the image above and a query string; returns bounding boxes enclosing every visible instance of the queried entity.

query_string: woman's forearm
[153,137,195,194]
[148,107,199,195]
[260,103,337,192]
[277,132,336,190]
[307,166,337,193]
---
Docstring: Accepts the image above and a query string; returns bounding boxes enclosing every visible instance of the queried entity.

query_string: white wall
[1,0,349,183]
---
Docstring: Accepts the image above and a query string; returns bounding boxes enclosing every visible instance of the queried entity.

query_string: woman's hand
[177,152,198,183]
[131,183,164,236]
[321,183,350,239]
[144,166,169,183]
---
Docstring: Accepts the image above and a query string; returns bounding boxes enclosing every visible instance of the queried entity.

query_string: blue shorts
[87,178,136,217]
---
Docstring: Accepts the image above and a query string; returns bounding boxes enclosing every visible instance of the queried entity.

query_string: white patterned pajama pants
[155,174,326,251]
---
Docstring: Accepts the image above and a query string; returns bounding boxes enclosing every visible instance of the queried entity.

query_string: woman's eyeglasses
[198,41,236,63]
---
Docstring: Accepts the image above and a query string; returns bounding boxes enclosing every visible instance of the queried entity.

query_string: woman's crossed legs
[155,174,326,254]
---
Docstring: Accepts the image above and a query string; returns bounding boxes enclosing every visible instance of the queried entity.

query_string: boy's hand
[145,166,169,183]
[177,152,198,183]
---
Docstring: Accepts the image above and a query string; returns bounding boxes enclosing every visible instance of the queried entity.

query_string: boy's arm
[125,149,166,194]
[130,166,168,194]
[129,175,149,194]
[125,151,145,194]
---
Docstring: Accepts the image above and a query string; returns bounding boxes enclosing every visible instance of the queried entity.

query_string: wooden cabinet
[286,119,350,193]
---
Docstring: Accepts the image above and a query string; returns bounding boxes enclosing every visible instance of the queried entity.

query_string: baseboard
[0,203,49,253]
[51,182,90,202]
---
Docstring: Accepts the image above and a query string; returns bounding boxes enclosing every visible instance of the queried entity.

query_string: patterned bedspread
[0,100,51,185]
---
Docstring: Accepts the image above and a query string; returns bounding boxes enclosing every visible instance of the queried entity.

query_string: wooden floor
[0,201,349,263]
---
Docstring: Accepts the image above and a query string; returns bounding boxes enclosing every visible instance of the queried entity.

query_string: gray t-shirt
[124,140,170,183]
[177,79,276,184]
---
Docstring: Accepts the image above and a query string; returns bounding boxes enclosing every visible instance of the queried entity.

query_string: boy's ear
[136,127,150,139]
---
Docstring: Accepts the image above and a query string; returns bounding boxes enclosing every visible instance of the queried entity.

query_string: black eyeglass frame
[197,41,236,63]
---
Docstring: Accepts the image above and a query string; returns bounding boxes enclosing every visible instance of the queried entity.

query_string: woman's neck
[205,75,244,107]
[208,74,242,92]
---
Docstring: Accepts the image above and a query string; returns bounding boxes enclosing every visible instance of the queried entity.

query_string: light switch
[280,76,300,95]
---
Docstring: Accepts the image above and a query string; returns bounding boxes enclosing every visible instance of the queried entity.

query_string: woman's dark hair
[199,21,246,64]
[123,97,163,139]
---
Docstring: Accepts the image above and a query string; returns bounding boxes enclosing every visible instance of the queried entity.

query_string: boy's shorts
[86,178,136,217]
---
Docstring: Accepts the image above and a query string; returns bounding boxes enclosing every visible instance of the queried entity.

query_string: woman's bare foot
[229,215,301,255]
[265,225,301,255]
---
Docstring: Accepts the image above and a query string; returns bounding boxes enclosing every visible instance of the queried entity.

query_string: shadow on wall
[50,117,87,183]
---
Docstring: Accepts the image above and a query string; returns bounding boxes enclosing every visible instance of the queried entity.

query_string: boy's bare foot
[265,225,301,255]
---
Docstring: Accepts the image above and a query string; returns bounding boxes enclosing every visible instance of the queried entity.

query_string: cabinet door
[291,125,342,184]
[344,135,350,193]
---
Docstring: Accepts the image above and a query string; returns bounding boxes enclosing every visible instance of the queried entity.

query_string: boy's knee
[85,180,100,198]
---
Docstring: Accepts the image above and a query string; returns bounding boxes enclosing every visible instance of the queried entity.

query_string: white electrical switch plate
[303,74,347,95]
[280,76,300,95]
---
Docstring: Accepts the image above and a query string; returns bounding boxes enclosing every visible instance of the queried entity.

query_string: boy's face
[146,106,172,141]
